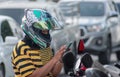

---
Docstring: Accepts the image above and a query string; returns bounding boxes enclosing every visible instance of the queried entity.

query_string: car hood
[65,17,106,25]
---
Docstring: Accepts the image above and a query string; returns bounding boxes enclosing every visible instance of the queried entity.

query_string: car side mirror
[107,11,118,19]
[78,39,85,54]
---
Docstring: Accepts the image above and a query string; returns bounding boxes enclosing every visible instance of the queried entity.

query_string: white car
[114,0,120,61]
[0,15,23,77]
[58,0,120,64]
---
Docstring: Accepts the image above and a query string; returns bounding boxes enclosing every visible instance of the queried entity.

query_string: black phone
[65,42,72,52]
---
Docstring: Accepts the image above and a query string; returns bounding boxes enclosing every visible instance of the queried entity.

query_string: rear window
[79,2,105,16]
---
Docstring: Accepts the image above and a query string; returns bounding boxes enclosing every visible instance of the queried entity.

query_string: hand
[53,45,66,63]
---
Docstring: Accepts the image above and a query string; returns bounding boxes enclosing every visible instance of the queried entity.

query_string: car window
[59,1,105,17]
[79,2,105,17]
[1,20,13,41]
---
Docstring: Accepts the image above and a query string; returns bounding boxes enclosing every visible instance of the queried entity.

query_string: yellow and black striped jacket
[11,40,53,77]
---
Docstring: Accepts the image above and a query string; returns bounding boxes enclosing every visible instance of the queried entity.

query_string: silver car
[0,15,23,77]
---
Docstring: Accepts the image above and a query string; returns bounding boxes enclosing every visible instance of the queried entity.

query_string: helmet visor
[33,17,63,30]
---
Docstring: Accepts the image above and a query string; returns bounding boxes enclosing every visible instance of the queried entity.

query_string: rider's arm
[27,58,59,77]
[27,45,66,77]
[51,60,63,77]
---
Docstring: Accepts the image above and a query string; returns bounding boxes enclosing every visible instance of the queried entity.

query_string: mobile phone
[65,42,72,52]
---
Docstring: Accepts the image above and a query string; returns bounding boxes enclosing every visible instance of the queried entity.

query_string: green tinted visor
[33,18,63,30]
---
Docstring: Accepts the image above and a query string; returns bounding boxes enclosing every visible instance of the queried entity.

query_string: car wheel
[0,64,5,77]
[116,51,120,61]
[99,37,111,64]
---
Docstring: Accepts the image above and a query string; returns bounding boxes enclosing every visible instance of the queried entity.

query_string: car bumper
[80,28,108,54]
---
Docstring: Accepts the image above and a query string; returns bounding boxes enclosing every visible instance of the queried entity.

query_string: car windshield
[79,2,105,17]
[59,2,79,17]
[59,1,105,17]
[0,9,24,25]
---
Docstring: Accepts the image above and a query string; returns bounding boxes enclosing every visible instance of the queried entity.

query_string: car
[114,0,120,62]
[58,0,120,64]
[0,15,23,77]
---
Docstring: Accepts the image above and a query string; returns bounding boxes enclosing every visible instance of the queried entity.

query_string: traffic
[0,0,120,77]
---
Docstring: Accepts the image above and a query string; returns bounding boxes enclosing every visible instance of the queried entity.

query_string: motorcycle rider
[11,9,66,77]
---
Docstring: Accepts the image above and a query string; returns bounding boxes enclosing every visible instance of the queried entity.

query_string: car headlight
[86,23,105,32]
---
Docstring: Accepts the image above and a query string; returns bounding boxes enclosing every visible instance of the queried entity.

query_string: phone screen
[65,42,72,51]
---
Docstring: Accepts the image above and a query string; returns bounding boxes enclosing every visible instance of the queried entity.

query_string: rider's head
[21,9,62,49]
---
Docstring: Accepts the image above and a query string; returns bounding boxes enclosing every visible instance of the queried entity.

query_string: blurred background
[0,0,120,77]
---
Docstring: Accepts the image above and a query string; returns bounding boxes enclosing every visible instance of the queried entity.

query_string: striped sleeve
[13,55,36,77]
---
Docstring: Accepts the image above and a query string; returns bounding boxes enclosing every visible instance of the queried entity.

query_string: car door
[109,15,120,46]
[108,2,120,46]
[0,20,15,77]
